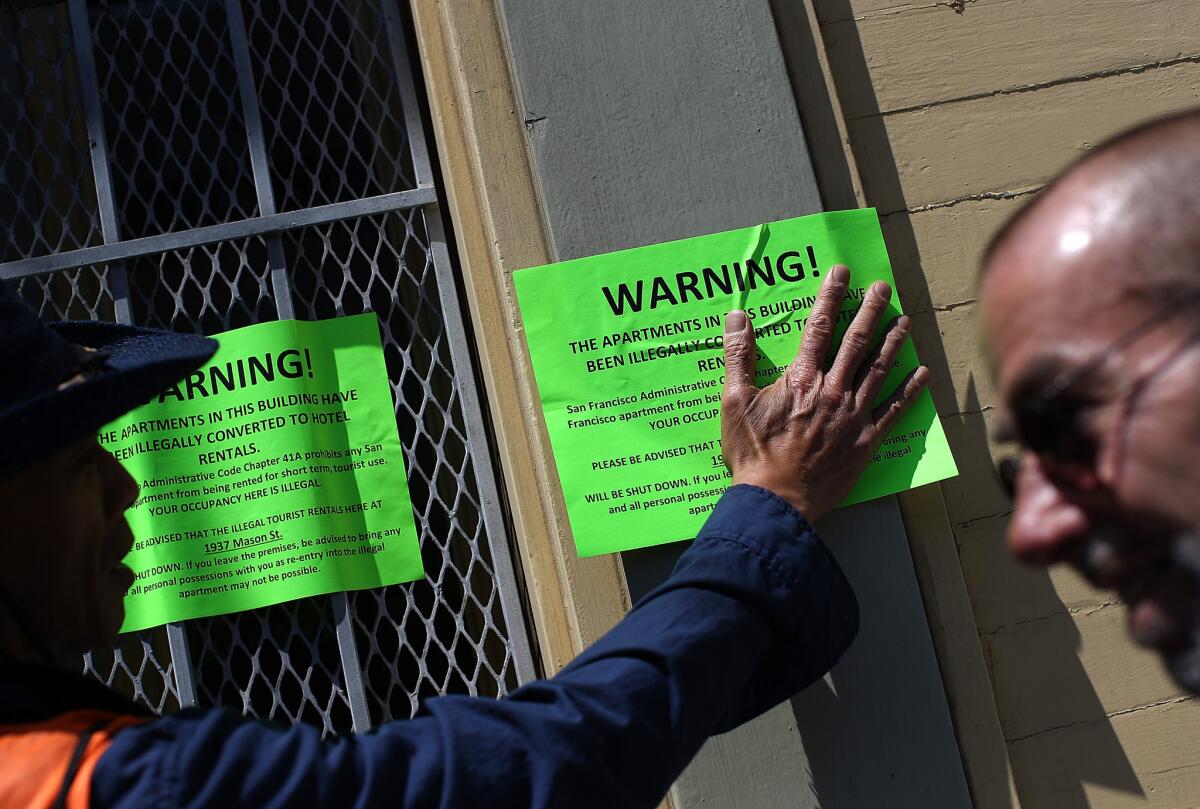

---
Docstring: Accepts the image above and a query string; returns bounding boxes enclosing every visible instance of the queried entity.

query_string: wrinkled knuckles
[724,340,751,365]
[840,333,870,358]
[804,313,833,337]
[818,385,852,408]
[868,358,891,379]
[785,366,812,391]
[884,400,906,421]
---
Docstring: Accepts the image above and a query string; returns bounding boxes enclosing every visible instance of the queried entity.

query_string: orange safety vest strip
[0,709,147,809]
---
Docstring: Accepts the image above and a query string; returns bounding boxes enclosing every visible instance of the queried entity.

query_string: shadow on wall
[787,495,972,808]
[944,384,1142,807]
[771,0,1143,805]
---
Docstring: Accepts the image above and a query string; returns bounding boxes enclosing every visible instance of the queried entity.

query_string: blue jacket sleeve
[91,485,858,809]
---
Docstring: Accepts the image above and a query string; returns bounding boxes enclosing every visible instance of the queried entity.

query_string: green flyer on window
[102,314,423,632]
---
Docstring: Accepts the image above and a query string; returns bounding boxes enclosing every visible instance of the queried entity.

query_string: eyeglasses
[995,289,1200,499]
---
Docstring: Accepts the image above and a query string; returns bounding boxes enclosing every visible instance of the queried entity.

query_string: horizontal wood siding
[827,0,1200,118]
[852,62,1200,213]
[806,0,1200,805]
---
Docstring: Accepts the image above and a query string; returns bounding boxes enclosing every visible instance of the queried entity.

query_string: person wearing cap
[0,266,926,808]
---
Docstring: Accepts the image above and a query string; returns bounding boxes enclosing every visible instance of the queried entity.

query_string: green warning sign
[514,209,957,557]
[102,314,423,632]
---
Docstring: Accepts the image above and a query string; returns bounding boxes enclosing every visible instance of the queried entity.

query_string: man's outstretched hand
[721,265,929,522]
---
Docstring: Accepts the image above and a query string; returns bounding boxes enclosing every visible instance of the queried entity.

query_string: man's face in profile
[0,435,140,659]
[982,196,1200,693]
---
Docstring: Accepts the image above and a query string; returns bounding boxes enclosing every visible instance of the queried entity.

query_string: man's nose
[1007,454,1090,566]
[101,449,140,514]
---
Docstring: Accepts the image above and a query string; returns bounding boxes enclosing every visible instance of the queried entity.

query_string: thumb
[722,310,756,404]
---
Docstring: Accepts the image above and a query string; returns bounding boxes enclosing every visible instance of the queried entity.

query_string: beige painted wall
[804,0,1200,806]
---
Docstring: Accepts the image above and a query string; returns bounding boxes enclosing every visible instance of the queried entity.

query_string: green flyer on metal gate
[101,313,423,632]
[514,209,957,557]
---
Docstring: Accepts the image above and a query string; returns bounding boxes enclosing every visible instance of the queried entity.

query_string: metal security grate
[1,0,536,736]
[0,6,102,261]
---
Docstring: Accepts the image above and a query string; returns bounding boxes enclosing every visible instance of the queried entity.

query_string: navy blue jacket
[5,485,859,808]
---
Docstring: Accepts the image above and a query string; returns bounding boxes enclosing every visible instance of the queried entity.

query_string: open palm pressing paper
[101,314,423,632]
[514,209,957,557]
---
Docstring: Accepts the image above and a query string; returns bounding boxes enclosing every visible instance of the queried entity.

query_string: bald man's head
[985,108,1200,302]
[980,107,1200,697]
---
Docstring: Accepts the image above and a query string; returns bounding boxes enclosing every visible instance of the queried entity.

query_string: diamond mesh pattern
[283,209,520,723]
[189,596,354,734]
[122,236,351,734]
[126,235,277,334]
[0,4,101,262]
[245,0,417,212]
[84,633,180,714]
[3,0,530,734]
[15,262,114,321]
[89,0,259,238]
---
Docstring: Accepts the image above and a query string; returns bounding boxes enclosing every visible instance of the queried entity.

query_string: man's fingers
[791,265,850,380]
[722,310,757,407]
[827,281,892,391]
[872,365,930,436]
[854,315,911,408]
